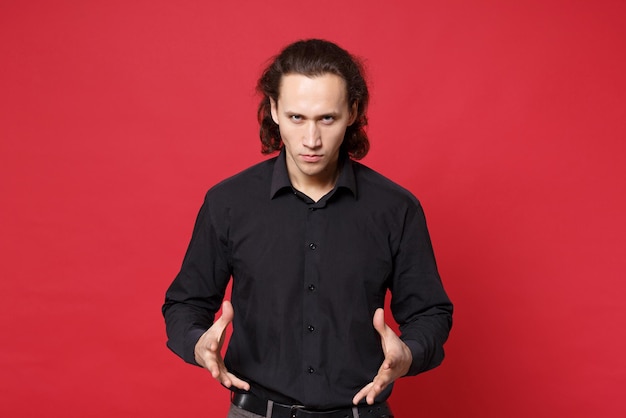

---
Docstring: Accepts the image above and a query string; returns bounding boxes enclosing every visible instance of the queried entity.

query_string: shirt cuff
[185,327,209,366]
[402,338,426,376]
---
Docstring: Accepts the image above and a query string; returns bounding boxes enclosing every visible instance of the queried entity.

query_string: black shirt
[162,150,453,409]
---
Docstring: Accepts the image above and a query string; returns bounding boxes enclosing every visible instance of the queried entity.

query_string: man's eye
[290,115,302,122]
[322,116,335,123]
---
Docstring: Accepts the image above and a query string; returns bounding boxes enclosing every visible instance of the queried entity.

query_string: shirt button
[308,284,315,292]
[308,367,315,374]
[307,325,315,332]
[309,243,317,250]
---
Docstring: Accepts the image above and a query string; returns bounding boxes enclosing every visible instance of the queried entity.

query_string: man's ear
[270,98,279,125]
[348,101,358,126]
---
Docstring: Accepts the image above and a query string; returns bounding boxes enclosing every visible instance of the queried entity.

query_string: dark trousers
[227,404,264,418]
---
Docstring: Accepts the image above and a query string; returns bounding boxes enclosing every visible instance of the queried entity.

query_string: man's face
[271,73,356,189]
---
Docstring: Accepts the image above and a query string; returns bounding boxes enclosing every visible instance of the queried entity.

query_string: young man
[163,39,453,418]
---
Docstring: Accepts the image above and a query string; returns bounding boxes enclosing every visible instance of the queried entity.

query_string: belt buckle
[289,404,304,418]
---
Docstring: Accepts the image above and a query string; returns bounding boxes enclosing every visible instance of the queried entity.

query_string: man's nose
[303,122,321,148]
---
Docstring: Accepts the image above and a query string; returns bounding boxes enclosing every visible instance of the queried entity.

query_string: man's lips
[300,154,323,163]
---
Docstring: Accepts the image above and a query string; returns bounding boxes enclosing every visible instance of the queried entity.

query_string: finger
[211,360,234,386]
[355,380,385,406]
[366,387,379,405]
[215,367,250,391]
[218,373,232,387]
[202,341,228,375]
[226,372,251,391]
[367,373,394,405]
[207,357,222,378]
[352,382,374,405]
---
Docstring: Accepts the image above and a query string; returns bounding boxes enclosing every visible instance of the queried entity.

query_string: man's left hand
[352,308,413,405]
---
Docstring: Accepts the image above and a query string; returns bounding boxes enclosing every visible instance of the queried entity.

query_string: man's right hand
[194,300,250,391]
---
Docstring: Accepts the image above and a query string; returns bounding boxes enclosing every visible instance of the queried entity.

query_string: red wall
[1,1,625,417]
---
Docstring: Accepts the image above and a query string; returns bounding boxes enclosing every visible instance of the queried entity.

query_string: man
[163,39,453,418]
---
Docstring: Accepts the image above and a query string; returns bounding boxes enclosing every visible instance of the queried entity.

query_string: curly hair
[256,39,370,160]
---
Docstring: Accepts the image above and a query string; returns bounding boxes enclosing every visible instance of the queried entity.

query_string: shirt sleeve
[390,200,453,376]
[161,193,232,365]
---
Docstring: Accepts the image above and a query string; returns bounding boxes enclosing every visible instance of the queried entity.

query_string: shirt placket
[302,204,324,393]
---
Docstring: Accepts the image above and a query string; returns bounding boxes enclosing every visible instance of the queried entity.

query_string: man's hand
[352,308,413,405]
[194,300,250,391]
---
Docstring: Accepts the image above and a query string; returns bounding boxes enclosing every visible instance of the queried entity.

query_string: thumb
[220,300,234,324]
[211,300,235,334]
[372,308,387,337]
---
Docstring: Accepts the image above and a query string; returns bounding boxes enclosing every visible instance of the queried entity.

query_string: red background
[1,1,625,417]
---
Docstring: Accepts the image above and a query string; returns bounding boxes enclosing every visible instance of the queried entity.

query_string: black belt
[231,392,393,418]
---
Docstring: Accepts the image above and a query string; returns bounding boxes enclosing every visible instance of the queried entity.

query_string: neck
[289,166,340,202]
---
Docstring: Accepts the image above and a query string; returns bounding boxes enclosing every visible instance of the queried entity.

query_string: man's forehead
[277,73,348,99]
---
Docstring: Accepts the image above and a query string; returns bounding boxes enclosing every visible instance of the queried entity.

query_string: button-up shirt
[162,150,453,409]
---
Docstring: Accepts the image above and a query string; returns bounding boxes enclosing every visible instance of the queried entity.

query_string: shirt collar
[270,149,357,199]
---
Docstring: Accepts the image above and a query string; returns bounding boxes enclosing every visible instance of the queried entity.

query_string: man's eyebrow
[283,110,341,117]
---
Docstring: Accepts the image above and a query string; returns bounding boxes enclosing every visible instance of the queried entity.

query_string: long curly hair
[256,39,370,160]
